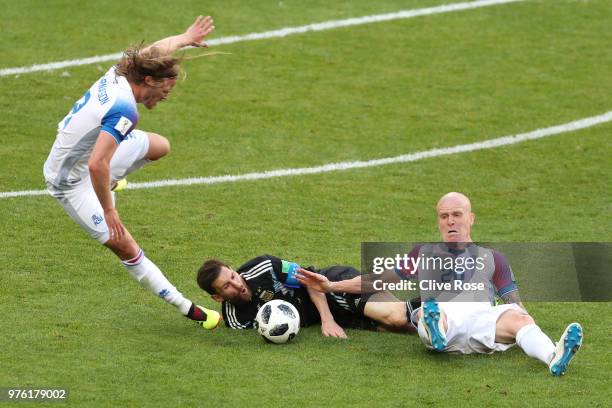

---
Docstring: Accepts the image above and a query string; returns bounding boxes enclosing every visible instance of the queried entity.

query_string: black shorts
[320,266,422,329]
[316,265,378,331]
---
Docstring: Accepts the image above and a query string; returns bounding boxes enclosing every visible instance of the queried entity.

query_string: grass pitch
[1,1,611,407]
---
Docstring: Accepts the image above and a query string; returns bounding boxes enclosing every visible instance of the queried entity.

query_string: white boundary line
[3,111,611,200]
[0,0,524,77]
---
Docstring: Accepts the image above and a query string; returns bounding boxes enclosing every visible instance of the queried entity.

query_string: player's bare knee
[146,133,171,161]
[508,314,534,338]
[366,304,395,327]
[387,309,408,328]
[500,310,533,336]
[516,313,535,329]
[377,310,394,327]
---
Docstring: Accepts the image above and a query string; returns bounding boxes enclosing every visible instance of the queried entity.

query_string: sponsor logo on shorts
[91,214,104,226]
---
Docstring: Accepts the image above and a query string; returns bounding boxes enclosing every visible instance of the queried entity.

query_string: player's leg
[495,309,535,343]
[103,231,190,312]
[110,130,170,185]
[361,291,416,333]
[54,181,219,329]
[497,309,555,364]
[102,227,220,329]
[548,323,583,376]
[497,308,583,375]
[417,299,448,351]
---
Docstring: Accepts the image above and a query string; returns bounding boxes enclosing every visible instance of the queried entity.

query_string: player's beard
[142,94,158,110]
[230,288,252,306]
[229,296,250,306]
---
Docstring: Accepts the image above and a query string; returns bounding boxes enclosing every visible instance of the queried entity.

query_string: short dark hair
[197,259,228,295]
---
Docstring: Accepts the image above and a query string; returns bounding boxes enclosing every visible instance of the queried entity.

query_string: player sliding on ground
[196,255,421,337]
[297,192,583,376]
[43,16,220,329]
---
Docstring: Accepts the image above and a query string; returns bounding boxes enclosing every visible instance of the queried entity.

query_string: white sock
[122,249,191,315]
[515,323,556,365]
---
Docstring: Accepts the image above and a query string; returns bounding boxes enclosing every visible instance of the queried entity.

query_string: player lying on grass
[196,255,421,337]
[43,16,220,329]
[297,192,583,376]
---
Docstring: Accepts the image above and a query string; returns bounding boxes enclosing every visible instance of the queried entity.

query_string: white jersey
[43,66,139,189]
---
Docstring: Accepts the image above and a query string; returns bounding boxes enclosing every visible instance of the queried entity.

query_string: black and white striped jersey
[221,255,314,329]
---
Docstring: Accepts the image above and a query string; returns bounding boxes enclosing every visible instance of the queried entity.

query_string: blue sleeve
[101,97,138,144]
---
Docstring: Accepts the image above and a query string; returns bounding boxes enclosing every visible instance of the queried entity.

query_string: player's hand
[296,269,332,293]
[104,208,125,241]
[321,319,348,339]
[185,15,215,48]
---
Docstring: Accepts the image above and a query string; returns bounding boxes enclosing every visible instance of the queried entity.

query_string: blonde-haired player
[44,16,220,329]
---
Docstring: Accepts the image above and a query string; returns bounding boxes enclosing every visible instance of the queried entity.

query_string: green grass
[1,0,611,407]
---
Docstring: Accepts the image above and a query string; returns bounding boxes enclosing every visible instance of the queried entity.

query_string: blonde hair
[115,43,182,84]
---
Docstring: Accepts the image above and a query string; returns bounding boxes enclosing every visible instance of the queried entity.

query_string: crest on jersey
[114,116,133,136]
[258,290,275,302]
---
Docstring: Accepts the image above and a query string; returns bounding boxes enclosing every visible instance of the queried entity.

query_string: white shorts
[416,302,526,354]
[46,130,150,244]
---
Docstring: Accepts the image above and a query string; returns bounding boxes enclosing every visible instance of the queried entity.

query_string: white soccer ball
[255,299,300,344]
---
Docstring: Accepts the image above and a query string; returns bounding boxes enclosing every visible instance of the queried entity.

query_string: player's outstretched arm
[297,269,364,294]
[305,285,347,339]
[296,269,332,292]
[143,15,215,56]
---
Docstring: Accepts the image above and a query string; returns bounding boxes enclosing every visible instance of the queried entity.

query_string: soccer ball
[254,299,300,344]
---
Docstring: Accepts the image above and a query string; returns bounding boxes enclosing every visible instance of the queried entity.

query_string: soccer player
[298,192,583,376]
[196,255,421,337]
[43,16,220,329]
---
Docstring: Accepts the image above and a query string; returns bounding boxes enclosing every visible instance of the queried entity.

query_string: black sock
[186,303,207,321]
